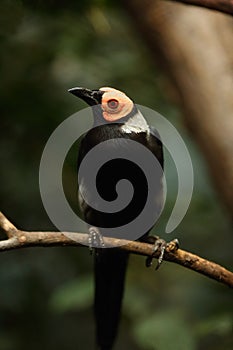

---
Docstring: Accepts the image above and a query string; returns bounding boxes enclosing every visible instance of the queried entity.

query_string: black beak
[68,87,103,106]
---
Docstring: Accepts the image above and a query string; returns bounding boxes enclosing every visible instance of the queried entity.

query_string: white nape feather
[121,111,150,134]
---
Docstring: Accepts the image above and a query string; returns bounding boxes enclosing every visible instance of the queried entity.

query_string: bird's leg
[88,226,105,253]
[144,236,179,270]
[145,236,167,269]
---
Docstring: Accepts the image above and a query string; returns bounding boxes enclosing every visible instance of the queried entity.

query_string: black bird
[69,87,164,350]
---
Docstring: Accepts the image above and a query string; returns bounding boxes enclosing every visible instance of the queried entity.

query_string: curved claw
[155,240,166,270]
[145,256,153,267]
[145,236,180,269]
[144,236,167,269]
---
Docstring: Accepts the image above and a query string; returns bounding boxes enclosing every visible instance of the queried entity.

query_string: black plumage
[69,87,163,350]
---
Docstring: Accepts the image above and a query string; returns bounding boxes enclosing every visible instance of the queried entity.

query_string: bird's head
[68,86,135,123]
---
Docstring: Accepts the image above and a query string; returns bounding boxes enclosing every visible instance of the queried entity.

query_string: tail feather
[94,249,129,350]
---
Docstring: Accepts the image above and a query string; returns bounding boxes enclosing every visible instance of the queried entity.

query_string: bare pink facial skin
[100,87,134,122]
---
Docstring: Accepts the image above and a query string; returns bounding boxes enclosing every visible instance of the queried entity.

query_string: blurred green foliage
[0,1,232,349]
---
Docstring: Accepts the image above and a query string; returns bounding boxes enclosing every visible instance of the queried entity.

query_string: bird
[68,86,164,350]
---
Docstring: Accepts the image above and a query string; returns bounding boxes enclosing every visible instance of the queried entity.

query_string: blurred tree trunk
[124,0,233,217]
[171,0,233,15]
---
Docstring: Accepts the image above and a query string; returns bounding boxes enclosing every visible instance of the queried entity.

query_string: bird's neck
[120,109,149,134]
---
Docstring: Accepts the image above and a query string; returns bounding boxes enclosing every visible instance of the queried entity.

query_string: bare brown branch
[168,0,233,16]
[0,212,232,288]
[0,212,18,238]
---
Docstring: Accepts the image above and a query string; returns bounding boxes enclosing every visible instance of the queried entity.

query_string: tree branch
[168,0,233,15]
[0,212,232,288]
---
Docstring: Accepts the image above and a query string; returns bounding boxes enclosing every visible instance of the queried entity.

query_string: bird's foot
[88,226,105,253]
[145,236,179,270]
[145,236,167,270]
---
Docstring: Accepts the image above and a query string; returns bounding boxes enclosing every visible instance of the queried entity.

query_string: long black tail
[94,249,129,350]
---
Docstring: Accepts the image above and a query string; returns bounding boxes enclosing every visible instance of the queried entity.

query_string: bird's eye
[107,99,119,109]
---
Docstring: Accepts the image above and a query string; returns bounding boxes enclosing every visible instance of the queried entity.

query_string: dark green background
[0,1,232,349]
